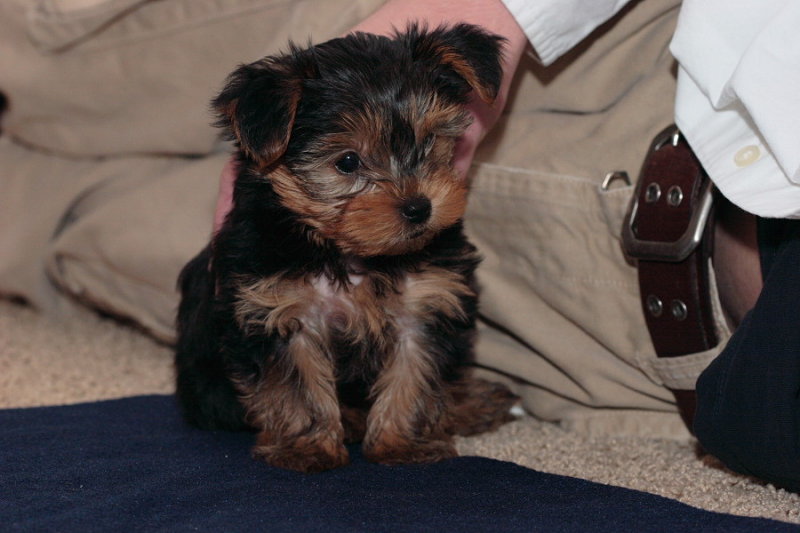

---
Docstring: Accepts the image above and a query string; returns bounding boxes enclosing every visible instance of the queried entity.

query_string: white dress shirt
[501,0,800,218]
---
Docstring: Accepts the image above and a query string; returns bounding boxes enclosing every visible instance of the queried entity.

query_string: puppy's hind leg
[175,245,248,431]
[443,375,519,436]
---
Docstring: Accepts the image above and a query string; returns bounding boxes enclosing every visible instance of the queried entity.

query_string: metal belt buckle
[621,125,715,262]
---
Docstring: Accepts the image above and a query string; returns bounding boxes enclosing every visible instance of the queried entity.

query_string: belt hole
[667,186,684,207]
[645,183,661,203]
[646,294,663,317]
[671,300,688,321]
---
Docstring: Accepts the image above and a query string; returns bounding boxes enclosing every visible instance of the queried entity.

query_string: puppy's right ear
[213,49,312,165]
[404,23,506,105]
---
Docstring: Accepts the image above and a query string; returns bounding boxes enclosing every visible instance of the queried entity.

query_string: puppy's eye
[334,152,361,174]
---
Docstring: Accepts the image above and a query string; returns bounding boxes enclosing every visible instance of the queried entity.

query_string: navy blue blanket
[1,395,795,532]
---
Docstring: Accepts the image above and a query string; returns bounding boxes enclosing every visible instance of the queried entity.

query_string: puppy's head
[214,23,504,257]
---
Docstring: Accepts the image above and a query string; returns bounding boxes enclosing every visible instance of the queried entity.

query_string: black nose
[401,197,432,225]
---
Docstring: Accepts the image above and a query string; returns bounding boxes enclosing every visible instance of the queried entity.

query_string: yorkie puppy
[175,23,517,473]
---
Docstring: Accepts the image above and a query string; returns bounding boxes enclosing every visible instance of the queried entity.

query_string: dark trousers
[694,219,800,492]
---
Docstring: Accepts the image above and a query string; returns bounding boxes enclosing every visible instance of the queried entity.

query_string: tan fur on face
[268,165,346,229]
[334,192,412,256]
[328,166,467,257]
[269,167,468,258]
[417,169,468,231]
[259,92,471,257]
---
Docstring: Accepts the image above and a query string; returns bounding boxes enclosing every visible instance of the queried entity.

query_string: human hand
[213,156,237,235]
[350,0,526,180]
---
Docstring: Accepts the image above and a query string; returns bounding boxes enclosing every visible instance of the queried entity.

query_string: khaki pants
[0,0,723,435]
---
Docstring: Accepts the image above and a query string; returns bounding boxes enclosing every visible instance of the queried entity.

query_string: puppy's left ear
[406,23,506,104]
[212,47,315,165]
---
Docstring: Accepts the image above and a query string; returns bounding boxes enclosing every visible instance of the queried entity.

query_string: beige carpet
[2,298,798,525]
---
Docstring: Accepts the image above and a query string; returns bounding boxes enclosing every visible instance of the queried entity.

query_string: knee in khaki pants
[1,0,727,435]
[464,0,728,436]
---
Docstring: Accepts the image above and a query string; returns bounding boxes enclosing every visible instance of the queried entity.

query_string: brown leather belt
[622,125,718,432]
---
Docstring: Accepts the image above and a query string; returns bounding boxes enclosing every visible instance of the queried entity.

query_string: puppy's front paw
[363,438,457,466]
[253,434,349,473]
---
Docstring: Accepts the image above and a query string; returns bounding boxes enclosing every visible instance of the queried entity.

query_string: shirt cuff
[500,0,632,65]
[675,67,800,219]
